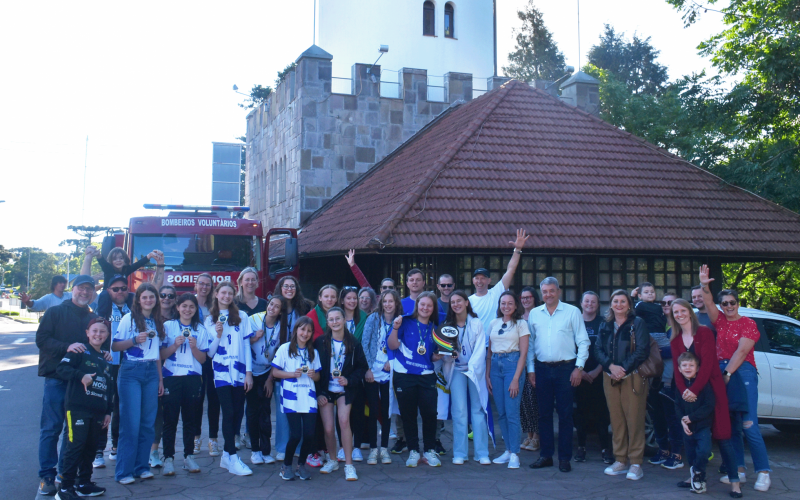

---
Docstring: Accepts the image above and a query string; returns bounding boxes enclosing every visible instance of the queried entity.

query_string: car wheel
[644,413,658,455]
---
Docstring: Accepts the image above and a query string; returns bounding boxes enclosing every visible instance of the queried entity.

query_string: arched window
[444,3,454,38]
[423,1,435,36]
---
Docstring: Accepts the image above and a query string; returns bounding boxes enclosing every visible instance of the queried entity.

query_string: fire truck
[101,205,298,297]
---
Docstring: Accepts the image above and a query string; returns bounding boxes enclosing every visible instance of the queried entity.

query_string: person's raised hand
[509,228,530,251]
[345,249,356,267]
[392,316,403,330]
[699,264,714,286]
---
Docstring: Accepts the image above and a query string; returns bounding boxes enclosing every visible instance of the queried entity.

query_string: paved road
[3,318,799,499]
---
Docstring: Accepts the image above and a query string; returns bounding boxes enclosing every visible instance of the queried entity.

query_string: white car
[737,307,800,432]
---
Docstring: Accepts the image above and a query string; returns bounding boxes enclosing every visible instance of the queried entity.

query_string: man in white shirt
[19,276,72,312]
[468,229,529,336]
[526,277,590,473]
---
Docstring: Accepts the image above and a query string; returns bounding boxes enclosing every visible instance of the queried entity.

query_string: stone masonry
[245,45,510,229]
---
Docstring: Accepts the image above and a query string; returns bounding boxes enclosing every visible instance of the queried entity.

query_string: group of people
[32,234,772,498]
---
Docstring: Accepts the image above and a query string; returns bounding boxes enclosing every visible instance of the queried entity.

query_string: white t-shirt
[161,320,210,377]
[328,339,346,393]
[372,320,392,383]
[489,318,529,354]
[108,302,130,365]
[247,312,281,377]
[114,314,160,361]
[205,310,253,388]
[454,325,470,371]
[272,343,322,413]
[469,281,506,343]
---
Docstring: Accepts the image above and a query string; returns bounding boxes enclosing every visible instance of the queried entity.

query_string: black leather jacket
[594,316,650,375]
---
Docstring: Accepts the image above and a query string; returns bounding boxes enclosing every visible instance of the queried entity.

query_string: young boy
[55,318,115,499]
[631,282,667,340]
[674,352,715,494]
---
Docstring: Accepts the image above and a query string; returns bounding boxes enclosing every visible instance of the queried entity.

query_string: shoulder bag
[630,322,664,379]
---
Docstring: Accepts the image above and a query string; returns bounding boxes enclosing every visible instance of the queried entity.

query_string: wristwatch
[722,370,731,378]
[575,365,583,371]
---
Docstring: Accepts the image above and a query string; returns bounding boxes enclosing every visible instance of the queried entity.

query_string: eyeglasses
[109,286,128,293]
[498,323,508,335]
[281,284,296,290]
[196,282,212,288]
[720,300,738,307]
[160,293,176,299]
[439,283,454,288]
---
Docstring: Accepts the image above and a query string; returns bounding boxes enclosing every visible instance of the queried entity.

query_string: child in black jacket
[55,318,115,500]
[674,352,715,494]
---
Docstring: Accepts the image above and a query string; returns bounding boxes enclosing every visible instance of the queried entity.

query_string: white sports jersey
[272,343,322,413]
[248,312,281,376]
[205,310,253,388]
[114,314,160,362]
[161,320,210,377]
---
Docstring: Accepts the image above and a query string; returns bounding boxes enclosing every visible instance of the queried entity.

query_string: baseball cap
[72,275,96,288]
[472,268,490,278]
[108,275,127,287]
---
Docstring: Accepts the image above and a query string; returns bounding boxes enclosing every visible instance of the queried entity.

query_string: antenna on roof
[313,0,316,45]
[577,0,581,68]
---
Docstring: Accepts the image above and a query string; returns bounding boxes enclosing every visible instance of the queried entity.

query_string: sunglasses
[720,300,738,307]
[343,286,358,292]
[381,286,394,290]
[661,300,674,306]
[109,286,128,293]
[160,293,176,299]
[498,322,508,335]
[439,283,454,288]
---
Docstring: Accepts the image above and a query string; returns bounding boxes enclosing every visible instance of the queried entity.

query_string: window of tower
[444,3,454,38]
[423,1,435,36]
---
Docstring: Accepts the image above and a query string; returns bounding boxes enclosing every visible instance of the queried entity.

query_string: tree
[237,85,272,110]
[503,1,566,82]
[587,25,669,95]
[0,244,13,265]
[723,262,800,319]
[67,225,118,244]
[275,62,297,87]
[59,239,89,258]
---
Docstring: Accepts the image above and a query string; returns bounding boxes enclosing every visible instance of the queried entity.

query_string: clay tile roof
[298,80,800,257]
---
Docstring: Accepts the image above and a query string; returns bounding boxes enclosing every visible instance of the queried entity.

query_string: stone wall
[245,45,510,230]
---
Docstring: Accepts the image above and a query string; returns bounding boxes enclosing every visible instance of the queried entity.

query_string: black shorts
[325,392,346,403]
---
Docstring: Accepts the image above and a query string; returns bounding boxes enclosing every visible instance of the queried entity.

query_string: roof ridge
[368,81,516,247]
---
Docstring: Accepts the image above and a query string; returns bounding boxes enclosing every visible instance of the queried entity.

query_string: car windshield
[132,234,259,271]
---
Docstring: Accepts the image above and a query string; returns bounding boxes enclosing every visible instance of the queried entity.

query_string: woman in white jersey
[205,281,253,476]
[159,293,210,475]
[112,283,165,484]
[194,273,220,456]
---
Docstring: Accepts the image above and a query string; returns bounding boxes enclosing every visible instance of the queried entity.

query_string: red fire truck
[101,205,298,297]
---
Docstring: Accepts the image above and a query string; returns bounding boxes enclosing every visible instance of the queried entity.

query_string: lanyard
[262,315,278,345]
[332,340,345,369]
[299,347,308,366]
[416,320,431,355]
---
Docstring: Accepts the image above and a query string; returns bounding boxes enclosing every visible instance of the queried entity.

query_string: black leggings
[285,413,316,467]
[162,376,203,459]
[574,376,611,449]
[216,385,245,455]
[393,372,437,453]
[245,372,273,454]
[365,381,391,448]
[200,359,221,439]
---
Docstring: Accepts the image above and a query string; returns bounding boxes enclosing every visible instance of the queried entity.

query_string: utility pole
[82,136,88,224]
[27,247,31,291]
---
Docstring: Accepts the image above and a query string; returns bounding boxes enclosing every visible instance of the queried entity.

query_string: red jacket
[670,326,731,440]
[307,307,326,341]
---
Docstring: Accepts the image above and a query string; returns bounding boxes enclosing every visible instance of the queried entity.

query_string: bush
[0,310,20,316]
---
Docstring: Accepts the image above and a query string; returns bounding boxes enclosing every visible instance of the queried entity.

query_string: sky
[0,0,727,254]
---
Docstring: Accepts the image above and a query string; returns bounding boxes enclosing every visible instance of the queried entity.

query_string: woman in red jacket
[307,285,339,340]
[669,299,741,497]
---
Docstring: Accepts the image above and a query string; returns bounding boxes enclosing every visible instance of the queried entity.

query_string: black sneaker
[434,439,446,456]
[55,488,79,500]
[601,449,615,465]
[390,438,407,454]
[75,482,106,497]
[39,477,57,496]
[574,447,586,462]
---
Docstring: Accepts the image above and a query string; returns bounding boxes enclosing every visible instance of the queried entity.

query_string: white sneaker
[184,455,201,473]
[118,476,134,485]
[493,451,511,464]
[423,450,441,467]
[721,472,748,484]
[605,461,629,476]
[251,451,265,465]
[262,453,276,464]
[208,439,221,457]
[228,455,253,476]
[148,449,163,468]
[220,451,230,470]
[479,457,492,465]
[108,449,117,462]
[626,464,643,481]
[345,464,358,481]
[508,453,520,469]
[320,459,340,474]
[193,437,201,455]
[367,448,378,465]
[352,448,364,462]
[162,457,175,476]
[275,452,285,461]
[380,447,392,464]
[337,448,345,462]
[138,470,154,479]
[92,453,105,468]
[406,450,421,467]
[452,457,465,465]
[754,472,771,492]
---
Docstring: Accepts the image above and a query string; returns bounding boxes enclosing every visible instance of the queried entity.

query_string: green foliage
[237,85,272,110]
[275,62,297,87]
[0,244,13,265]
[5,248,59,297]
[0,310,20,316]
[587,25,669,95]
[723,262,800,319]
[503,1,566,82]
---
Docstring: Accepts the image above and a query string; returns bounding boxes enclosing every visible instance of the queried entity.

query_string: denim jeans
[274,380,290,454]
[39,377,68,478]
[684,427,712,480]
[451,369,489,460]
[535,361,575,461]
[718,411,743,483]
[115,361,159,480]
[491,352,523,455]
[730,361,771,472]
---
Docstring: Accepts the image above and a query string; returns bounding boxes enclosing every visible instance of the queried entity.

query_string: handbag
[629,322,664,379]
